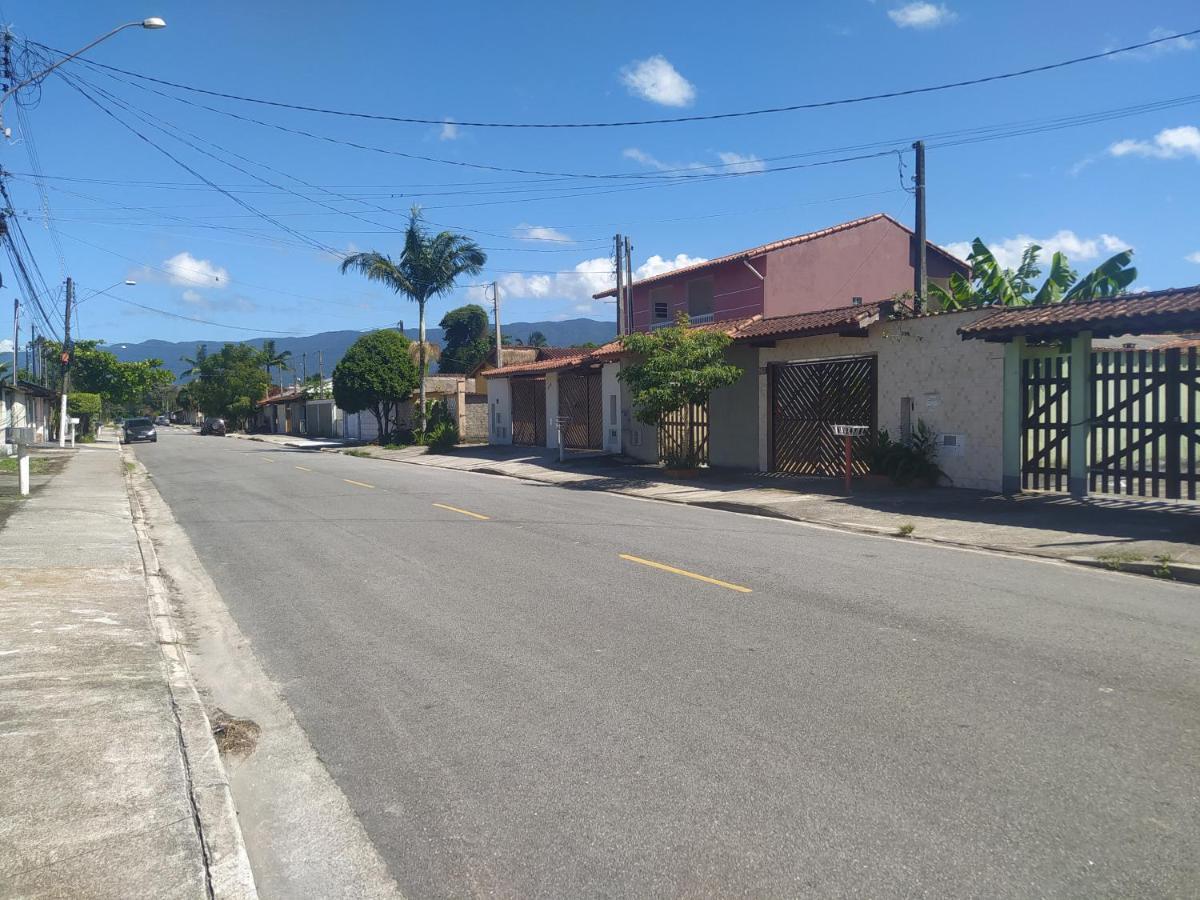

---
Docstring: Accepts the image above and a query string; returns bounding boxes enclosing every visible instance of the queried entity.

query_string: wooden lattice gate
[1020,355,1071,491]
[771,356,876,476]
[559,370,602,449]
[511,378,546,446]
[659,402,708,465]
[1090,347,1199,499]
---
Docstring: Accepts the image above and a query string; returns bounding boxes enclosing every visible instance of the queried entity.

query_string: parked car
[122,417,157,444]
[154,415,170,426]
[200,417,227,436]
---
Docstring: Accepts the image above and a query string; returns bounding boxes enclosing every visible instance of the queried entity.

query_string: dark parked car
[122,417,157,444]
[200,417,227,436]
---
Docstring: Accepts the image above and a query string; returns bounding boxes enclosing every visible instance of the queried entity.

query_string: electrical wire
[34,27,1200,128]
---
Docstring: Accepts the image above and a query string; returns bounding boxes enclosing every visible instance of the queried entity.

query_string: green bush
[868,421,947,487]
[415,400,458,449]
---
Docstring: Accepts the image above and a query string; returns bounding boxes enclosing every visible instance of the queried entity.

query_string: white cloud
[888,2,955,29]
[161,251,228,288]
[946,231,1131,269]
[513,224,572,243]
[0,338,12,354]
[439,119,460,141]
[619,55,695,107]
[636,253,708,280]
[1186,251,1200,264]
[467,253,707,307]
[624,146,764,175]
[716,151,766,174]
[1116,26,1197,61]
[1110,125,1200,160]
[181,289,204,306]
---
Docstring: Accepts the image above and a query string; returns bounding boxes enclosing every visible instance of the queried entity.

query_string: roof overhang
[958,286,1200,342]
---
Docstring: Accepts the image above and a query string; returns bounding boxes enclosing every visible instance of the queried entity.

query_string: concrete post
[757,359,770,472]
[1068,331,1092,499]
[17,443,29,496]
[1001,338,1025,495]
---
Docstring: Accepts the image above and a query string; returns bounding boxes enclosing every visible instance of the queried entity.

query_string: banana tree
[930,238,1135,310]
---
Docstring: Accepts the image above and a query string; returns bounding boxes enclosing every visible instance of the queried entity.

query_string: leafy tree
[331,330,419,443]
[67,392,102,436]
[259,339,292,387]
[571,341,600,350]
[528,330,548,348]
[438,304,490,373]
[618,315,742,468]
[931,239,1137,310]
[188,343,270,429]
[340,206,486,430]
[45,339,174,416]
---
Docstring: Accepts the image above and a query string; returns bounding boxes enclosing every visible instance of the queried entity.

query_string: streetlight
[1,18,166,120]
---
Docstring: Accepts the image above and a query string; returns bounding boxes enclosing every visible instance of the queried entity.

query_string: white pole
[17,442,29,496]
[492,282,502,369]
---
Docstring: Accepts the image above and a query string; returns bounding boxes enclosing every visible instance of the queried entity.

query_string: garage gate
[511,377,546,446]
[559,369,603,450]
[771,355,877,476]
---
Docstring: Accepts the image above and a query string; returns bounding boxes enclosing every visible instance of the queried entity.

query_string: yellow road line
[618,553,752,594]
[432,502,490,521]
[343,478,374,488]
[294,465,311,472]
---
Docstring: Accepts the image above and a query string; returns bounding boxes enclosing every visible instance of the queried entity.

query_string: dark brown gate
[559,369,603,449]
[1089,346,1199,499]
[771,356,876,476]
[1021,355,1071,491]
[659,402,709,465]
[510,377,546,446]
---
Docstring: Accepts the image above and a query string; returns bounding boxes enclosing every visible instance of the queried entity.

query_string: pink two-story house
[594,213,968,331]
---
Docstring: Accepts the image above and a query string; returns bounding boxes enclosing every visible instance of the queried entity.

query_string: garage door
[559,370,603,449]
[771,355,876,476]
[511,378,547,446]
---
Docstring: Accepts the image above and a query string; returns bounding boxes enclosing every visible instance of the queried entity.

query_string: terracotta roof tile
[593,213,967,299]
[732,301,893,340]
[959,286,1200,340]
[480,352,590,377]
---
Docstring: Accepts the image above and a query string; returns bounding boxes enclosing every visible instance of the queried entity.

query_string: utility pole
[490,281,502,369]
[912,139,927,315]
[624,236,633,335]
[59,277,73,447]
[10,297,17,387]
[317,350,323,388]
[613,234,624,336]
[301,351,307,384]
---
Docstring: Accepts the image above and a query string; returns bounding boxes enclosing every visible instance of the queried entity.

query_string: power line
[84,286,307,334]
[36,27,1200,129]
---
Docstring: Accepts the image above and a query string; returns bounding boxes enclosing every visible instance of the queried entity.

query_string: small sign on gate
[831,424,869,437]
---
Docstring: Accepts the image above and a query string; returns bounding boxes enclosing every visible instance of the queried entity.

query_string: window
[651,287,671,320]
[687,278,714,317]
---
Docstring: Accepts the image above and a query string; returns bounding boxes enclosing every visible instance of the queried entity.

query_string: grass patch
[124,461,137,473]
[344,449,373,458]
[381,442,409,451]
[1096,549,1143,571]
[896,522,916,537]
[0,456,51,476]
[1153,554,1176,579]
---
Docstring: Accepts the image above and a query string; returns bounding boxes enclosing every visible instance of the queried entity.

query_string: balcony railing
[649,312,715,330]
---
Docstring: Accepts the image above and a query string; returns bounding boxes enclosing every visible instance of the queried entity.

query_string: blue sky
[4,0,1199,348]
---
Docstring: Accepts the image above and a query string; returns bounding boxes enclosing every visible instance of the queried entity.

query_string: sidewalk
[342,442,1200,581]
[0,437,255,898]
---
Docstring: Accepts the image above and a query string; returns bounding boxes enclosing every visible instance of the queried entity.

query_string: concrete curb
[121,449,259,899]
[344,450,1197,587]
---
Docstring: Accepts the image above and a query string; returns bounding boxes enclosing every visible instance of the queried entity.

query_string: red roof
[592,213,967,299]
[732,301,895,340]
[480,352,590,377]
[959,286,1200,340]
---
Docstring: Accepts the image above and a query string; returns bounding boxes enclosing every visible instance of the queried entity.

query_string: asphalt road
[134,428,1200,899]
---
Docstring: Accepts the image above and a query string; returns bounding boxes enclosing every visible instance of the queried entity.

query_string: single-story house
[2,380,56,451]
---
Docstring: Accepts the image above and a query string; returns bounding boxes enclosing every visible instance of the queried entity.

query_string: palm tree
[406,339,441,373]
[931,239,1137,310]
[528,330,548,348]
[340,207,486,431]
[180,343,208,380]
[259,339,292,389]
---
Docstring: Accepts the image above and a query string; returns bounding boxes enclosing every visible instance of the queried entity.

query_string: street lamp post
[1,18,166,130]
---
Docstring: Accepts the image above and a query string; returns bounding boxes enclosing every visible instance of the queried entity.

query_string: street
[134,428,1200,899]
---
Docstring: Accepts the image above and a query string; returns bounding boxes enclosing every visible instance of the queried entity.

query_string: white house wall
[487,377,512,445]
[545,372,560,450]
[601,362,621,454]
[756,308,1003,491]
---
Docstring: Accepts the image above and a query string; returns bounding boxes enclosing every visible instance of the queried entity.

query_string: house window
[651,286,671,320]
[687,278,713,317]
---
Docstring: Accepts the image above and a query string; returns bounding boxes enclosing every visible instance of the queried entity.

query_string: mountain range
[107,319,617,380]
